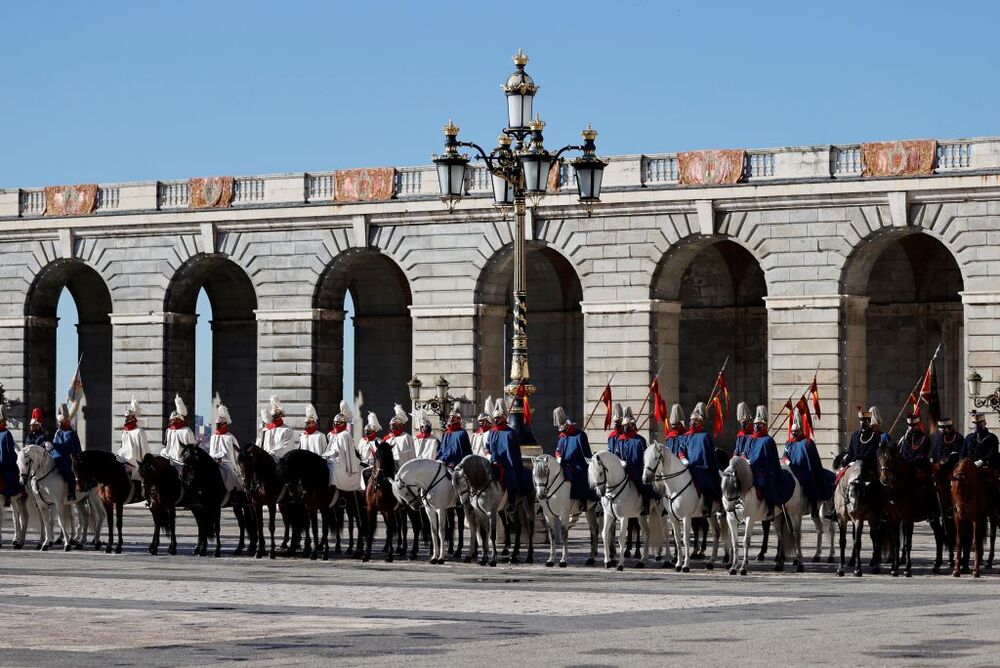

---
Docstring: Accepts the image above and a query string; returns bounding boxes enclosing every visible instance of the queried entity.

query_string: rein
[535,462,568,518]
[398,462,450,508]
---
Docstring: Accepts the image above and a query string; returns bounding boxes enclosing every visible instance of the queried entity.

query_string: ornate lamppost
[967,370,1000,420]
[407,375,459,423]
[432,49,606,446]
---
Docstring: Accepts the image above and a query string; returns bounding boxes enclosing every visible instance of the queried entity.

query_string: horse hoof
[953,570,961,577]
[837,569,844,577]
[729,568,737,575]
[826,556,835,564]
[974,570,982,578]
[605,562,614,569]
[489,561,497,568]
[674,564,682,573]
[635,561,645,569]
[386,555,394,563]
[811,555,820,563]
[148,547,158,556]
[546,561,554,568]
[114,545,122,555]
[105,546,113,555]
[40,544,49,552]
[234,548,244,557]
[931,565,940,575]
[854,570,862,577]
[12,543,22,550]
[310,552,318,561]
[462,556,472,564]
[682,565,690,573]
[904,570,912,578]
[63,545,72,552]
[754,552,766,562]
[362,557,370,563]
[559,561,567,568]
[774,563,784,572]
[796,564,805,574]
[508,556,519,565]
[214,551,221,559]
[269,551,275,560]
[616,564,624,572]
[168,547,177,556]
[525,555,534,564]
[891,570,899,578]
[739,568,747,576]
[705,562,714,571]
[501,548,509,556]
[871,566,881,575]
[585,558,595,566]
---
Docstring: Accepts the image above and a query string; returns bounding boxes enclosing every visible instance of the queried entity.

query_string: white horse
[394,458,458,564]
[721,456,804,575]
[532,454,599,567]
[453,454,507,567]
[588,450,666,570]
[17,444,75,551]
[643,441,733,572]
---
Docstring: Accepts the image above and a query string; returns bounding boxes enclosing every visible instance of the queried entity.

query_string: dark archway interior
[861,233,963,429]
[164,255,258,444]
[476,245,583,450]
[25,260,113,450]
[653,240,767,446]
[314,250,412,427]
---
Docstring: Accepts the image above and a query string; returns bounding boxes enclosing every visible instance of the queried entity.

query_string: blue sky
[9,1,995,420]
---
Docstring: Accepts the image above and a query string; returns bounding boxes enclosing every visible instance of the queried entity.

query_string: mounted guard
[733,402,753,458]
[299,404,326,456]
[437,403,471,468]
[471,397,493,457]
[678,402,722,514]
[325,401,363,491]
[783,407,833,516]
[607,402,624,453]
[209,402,244,494]
[487,397,527,500]
[931,417,961,465]
[386,404,416,466]
[554,407,595,503]
[0,404,24,498]
[961,411,1000,479]
[665,404,686,457]
[116,397,152,483]
[51,403,81,501]
[842,406,887,481]
[161,395,197,466]
[413,409,440,460]
[24,408,46,448]
[746,405,794,519]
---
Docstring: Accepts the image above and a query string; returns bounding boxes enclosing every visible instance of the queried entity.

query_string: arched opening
[25,260,113,450]
[476,244,584,449]
[842,232,964,439]
[164,255,257,445]
[314,250,411,427]
[652,239,767,446]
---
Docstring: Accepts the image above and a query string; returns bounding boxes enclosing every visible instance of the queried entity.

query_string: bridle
[593,455,630,521]
[21,446,57,504]
[534,457,568,517]
[396,462,450,509]
[644,445,694,514]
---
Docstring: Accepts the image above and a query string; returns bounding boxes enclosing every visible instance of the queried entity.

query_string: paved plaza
[1,508,998,666]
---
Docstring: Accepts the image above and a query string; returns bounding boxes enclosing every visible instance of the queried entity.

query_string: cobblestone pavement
[1,507,999,666]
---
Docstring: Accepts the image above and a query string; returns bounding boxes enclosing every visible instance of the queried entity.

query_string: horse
[929,457,958,574]
[138,453,182,556]
[532,454,599,568]
[17,444,75,551]
[393,458,457,564]
[364,441,399,563]
[453,454,506,567]
[951,458,992,578]
[0,486,29,549]
[877,442,936,577]
[833,460,882,577]
[180,443,253,558]
[643,441,724,572]
[276,449,337,561]
[74,450,141,554]
[236,441,286,559]
[588,450,661,570]
[721,456,803,575]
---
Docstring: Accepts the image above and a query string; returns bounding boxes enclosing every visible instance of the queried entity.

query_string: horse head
[641,441,664,486]
[876,441,897,489]
[531,454,555,494]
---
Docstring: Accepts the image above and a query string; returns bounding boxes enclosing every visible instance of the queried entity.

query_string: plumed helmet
[736,401,751,423]
[552,406,569,429]
[304,404,318,424]
[126,396,141,419]
[365,411,382,433]
[669,403,685,427]
[269,395,284,418]
[30,407,43,427]
[216,403,232,425]
[174,395,188,419]
[754,405,768,425]
[971,410,987,425]
[56,403,70,423]
[691,402,706,422]
[416,408,432,430]
[391,403,408,426]
[857,405,871,419]
[491,396,508,420]
[448,401,462,420]
[612,402,624,425]
[906,404,921,426]
[868,406,882,426]
[259,409,269,428]
[937,417,953,428]
[339,399,353,423]
[791,407,803,433]
[481,396,494,422]
[623,406,637,426]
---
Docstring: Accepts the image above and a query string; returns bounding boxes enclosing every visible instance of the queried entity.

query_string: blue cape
[0,430,23,496]
[784,437,833,502]
[488,427,528,495]
[437,428,472,467]
[680,431,722,498]
[556,430,594,501]
[747,434,794,505]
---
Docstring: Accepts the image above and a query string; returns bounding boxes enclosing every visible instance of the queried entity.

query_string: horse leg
[837,520,847,576]
[105,500,116,554]
[706,513,720,570]
[726,514,738,575]
[636,514,650,568]
[988,514,996,569]
[756,520,770,561]
[508,503,521,565]
[488,511,499,567]
[852,519,864,577]
[384,511,397,564]
[114,501,123,554]
[586,506,599,567]
[973,519,984,578]
[233,503,246,557]
[544,512,558,567]
[168,505,177,555]
[455,506,465,560]
[213,506,222,558]
[739,518,752,576]
[868,521,882,574]
[679,517,691,573]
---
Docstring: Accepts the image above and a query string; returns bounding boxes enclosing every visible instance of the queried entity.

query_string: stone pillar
[962,291,1000,429]
[582,300,678,441]
[354,313,412,427]
[410,304,482,420]
[110,312,177,450]
[764,295,847,463]
[312,309,345,425]
[211,318,257,444]
[23,315,57,433]
[841,295,869,449]
[77,322,112,452]
[256,308,326,431]
[0,317,27,440]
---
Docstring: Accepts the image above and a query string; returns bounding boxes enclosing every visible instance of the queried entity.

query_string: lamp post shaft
[507,193,537,446]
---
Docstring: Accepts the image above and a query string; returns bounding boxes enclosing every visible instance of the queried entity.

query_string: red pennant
[600,384,614,430]
[794,396,814,441]
[650,377,668,427]
[717,370,731,417]
[809,375,821,420]
[708,395,724,437]
[517,380,532,425]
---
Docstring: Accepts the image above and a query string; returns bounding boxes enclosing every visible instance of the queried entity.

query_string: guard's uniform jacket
[117,423,153,481]
[51,427,82,489]
[299,425,327,456]
[555,426,594,501]
[325,424,363,490]
[607,427,623,455]
[209,426,244,492]
[747,430,794,505]
[930,431,962,464]
[898,428,932,463]
[414,433,440,460]
[23,429,46,449]
[488,424,527,496]
[678,426,722,500]
[616,430,655,501]
[385,428,416,467]
[664,428,685,457]
[471,427,491,458]
[161,423,199,465]
[0,427,24,496]
[260,418,295,462]
[437,425,472,468]
[842,428,889,475]
[783,436,833,502]
[960,428,1000,467]
[733,427,754,459]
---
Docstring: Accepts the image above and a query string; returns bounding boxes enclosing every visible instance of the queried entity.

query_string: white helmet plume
[216,402,232,425]
[669,404,685,427]
[365,411,382,433]
[391,403,408,425]
[305,403,318,423]
[269,395,284,417]
[553,406,569,429]
[339,399,353,423]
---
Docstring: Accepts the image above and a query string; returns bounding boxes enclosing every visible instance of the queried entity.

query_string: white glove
[680,458,689,466]
[975,459,984,468]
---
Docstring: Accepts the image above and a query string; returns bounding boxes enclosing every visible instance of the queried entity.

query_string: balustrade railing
[642,155,679,184]
[306,173,334,202]
[746,151,776,178]
[232,177,265,204]
[157,181,190,208]
[937,142,972,170]
[831,145,862,177]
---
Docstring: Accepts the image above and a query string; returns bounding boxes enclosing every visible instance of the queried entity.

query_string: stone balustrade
[3,136,999,219]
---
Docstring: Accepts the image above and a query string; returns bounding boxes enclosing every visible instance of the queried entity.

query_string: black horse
[138,454,181,556]
[276,449,338,561]
[179,443,253,557]
[237,441,289,559]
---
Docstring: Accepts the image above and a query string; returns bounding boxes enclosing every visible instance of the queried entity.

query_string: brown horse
[137,454,181,556]
[951,458,992,578]
[73,450,142,554]
[930,458,958,573]
[877,442,935,577]
[364,440,398,563]
[833,461,882,577]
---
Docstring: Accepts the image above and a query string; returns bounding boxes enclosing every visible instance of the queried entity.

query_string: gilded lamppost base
[505,378,537,447]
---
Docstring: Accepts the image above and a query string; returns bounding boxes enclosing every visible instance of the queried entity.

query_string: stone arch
[839,229,964,438]
[475,242,584,449]
[163,254,258,444]
[313,248,412,427]
[24,259,113,450]
[650,236,767,444]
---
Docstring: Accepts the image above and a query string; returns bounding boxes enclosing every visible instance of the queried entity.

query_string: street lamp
[968,370,1000,419]
[432,49,606,446]
[408,374,458,423]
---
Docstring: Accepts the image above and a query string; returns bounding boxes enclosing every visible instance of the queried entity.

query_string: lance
[583,372,616,431]
[635,365,665,430]
[705,355,730,407]
[770,362,822,434]
[887,342,942,438]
